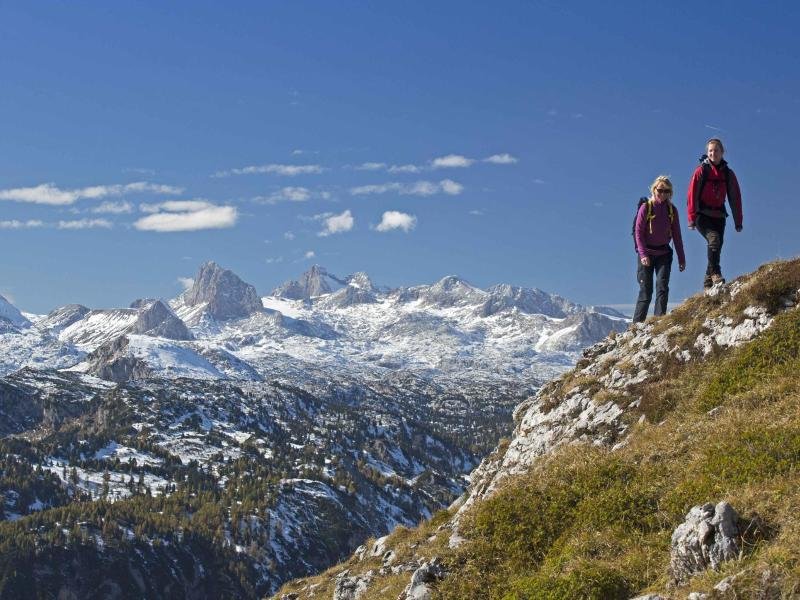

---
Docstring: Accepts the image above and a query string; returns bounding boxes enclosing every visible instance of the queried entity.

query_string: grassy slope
[275,259,800,600]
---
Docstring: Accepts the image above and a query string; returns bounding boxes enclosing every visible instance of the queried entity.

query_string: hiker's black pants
[696,214,726,283]
[633,250,672,323]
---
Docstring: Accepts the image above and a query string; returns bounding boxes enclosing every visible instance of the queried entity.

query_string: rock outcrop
[84,336,151,383]
[670,502,740,585]
[183,261,262,320]
[397,559,446,600]
[332,569,373,600]
[273,265,346,300]
[131,300,193,341]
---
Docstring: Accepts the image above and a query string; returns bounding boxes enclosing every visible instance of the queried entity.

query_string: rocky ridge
[274,258,800,599]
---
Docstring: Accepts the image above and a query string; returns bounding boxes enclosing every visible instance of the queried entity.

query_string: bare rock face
[332,569,373,600]
[398,559,446,600]
[670,502,740,585]
[85,336,151,383]
[273,265,345,300]
[131,300,193,341]
[183,262,262,320]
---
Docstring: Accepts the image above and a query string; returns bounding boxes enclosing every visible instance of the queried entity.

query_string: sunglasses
[656,188,672,194]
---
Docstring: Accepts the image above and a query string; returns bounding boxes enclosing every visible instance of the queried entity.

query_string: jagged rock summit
[131,300,194,341]
[183,261,262,320]
[273,265,347,300]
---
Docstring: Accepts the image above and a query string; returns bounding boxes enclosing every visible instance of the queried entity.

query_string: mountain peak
[272,265,347,300]
[0,294,31,329]
[183,262,262,320]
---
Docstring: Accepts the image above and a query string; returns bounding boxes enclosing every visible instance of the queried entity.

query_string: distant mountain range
[0,261,626,386]
[0,262,626,596]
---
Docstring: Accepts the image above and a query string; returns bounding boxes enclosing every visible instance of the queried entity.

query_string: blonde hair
[649,175,673,199]
[706,137,725,152]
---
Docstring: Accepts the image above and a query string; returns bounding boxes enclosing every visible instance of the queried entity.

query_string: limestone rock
[131,300,194,340]
[670,502,740,585]
[183,261,262,320]
[397,558,445,600]
[333,569,373,600]
[85,336,151,383]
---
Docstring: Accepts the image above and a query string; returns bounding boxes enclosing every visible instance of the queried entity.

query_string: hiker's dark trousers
[633,250,673,323]
[696,214,726,282]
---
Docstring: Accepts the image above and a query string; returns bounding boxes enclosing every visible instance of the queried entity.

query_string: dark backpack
[696,154,733,216]
[632,197,674,251]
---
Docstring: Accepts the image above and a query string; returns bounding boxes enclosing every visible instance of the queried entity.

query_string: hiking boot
[710,274,725,285]
[703,276,713,289]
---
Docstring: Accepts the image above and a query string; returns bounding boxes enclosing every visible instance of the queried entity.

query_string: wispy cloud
[318,209,354,237]
[284,231,296,240]
[388,164,422,174]
[212,164,324,177]
[304,250,316,259]
[350,179,463,197]
[469,209,485,216]
[134,200,238,232]
[704,124,726,132]
[0,219,45,229]
[57,218,113,230]
[0,182,183,206]
[484,153,518,165]
[177,277,194,291]
[375,211,416,232]
[92,201,133,214]
[355,162,387,171]
[431,154,475,168]
[254,186,313,204]
[265,256,284,264]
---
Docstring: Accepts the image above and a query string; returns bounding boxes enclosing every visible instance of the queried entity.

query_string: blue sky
[1,1,798,314]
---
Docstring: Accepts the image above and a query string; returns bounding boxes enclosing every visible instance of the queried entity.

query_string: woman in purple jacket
[633,175,686,323]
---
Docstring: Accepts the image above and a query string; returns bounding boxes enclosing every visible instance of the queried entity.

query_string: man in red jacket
[687,138,743,288]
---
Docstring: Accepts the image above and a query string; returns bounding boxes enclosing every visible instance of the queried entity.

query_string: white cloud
[388,164,422,173]
[213,164,324,177]
[469,209,485,216]
[376,211,416,232]
[0,219,45,229]
[304,250,316,259]
[0,182,183,206]
[484,153,518,165]
[440,179,464,195]
[356,162,387,171]
[134,200,238,232]
[284,231,296,240]
[431,154,475,168]
[318,209,354,237]
[265,256,284,264]
[57,219,113,230]
[141,200,218,214]
[93,201,133,214]
[256,187,312,204]
[177,277,194,291]
[350,180,463,197]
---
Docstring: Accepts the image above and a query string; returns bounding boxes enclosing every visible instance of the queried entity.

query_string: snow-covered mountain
[0,261,627,595]
[0,261,625,386]
[0,294,31,330]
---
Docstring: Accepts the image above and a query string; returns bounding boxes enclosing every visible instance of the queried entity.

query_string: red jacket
[686,159,743,228]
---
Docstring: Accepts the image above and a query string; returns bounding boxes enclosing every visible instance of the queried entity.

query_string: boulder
[670,502,740,585]
[397,558,445,600]
[333,569,373,600]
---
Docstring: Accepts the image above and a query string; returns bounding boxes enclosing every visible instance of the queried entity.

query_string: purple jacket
[635,199,685,265]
